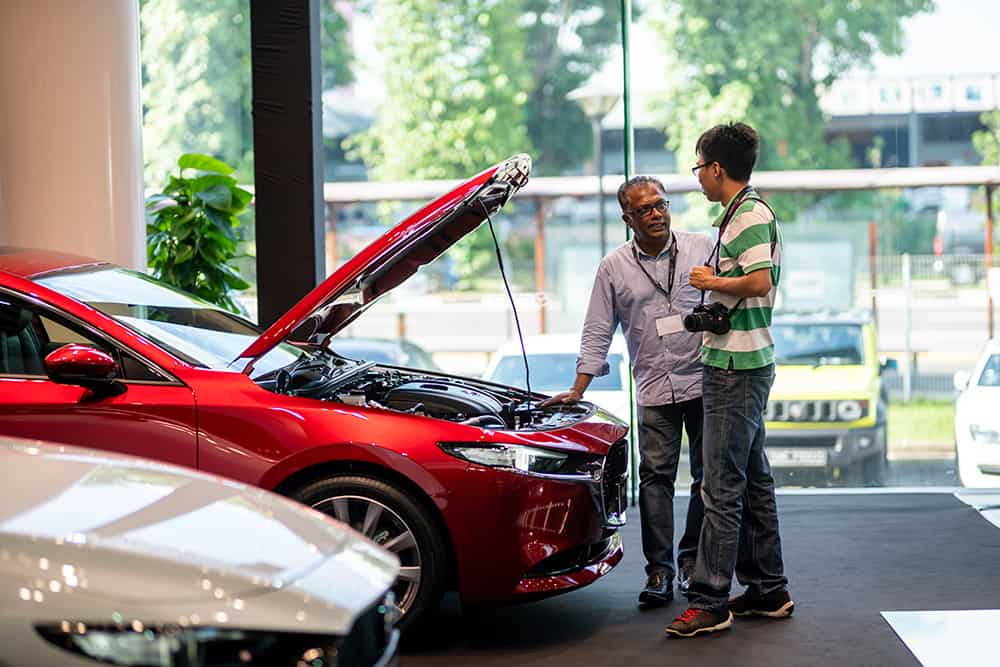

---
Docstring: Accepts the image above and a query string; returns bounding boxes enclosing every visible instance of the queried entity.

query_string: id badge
[656,314,684,337]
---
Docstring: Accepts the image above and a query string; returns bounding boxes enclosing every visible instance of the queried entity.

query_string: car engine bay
[259,350,596,431]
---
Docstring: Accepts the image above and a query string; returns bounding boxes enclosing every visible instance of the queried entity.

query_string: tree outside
[650,0,934,221]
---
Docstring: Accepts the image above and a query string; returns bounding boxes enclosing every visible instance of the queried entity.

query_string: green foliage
[146,154,252,313]
[521,0,622,176]
[973,111,1000,166]
[651,0,934,219]
[347,0,535,287]
[140,0,353,184]
[347,0,532,181]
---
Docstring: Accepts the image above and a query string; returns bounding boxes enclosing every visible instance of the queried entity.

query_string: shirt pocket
[675,270,703,311]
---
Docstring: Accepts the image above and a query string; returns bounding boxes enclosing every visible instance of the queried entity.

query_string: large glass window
[314,0,999,492]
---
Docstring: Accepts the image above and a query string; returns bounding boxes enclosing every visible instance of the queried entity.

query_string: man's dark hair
[617,175,666,211]
[695,122,759,182]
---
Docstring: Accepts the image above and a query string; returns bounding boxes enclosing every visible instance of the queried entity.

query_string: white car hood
[0,440,398,634]
[959,386,1000,424]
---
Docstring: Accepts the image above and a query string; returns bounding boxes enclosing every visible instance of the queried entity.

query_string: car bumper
[765,424,885,473]
[447,439,628,605]
[957,436,1000,488]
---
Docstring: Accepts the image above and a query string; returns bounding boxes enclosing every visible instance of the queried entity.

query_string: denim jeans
[689,363,788,611]
[637,397,704,578]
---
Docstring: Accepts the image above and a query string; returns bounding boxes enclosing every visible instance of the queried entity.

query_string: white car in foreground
[483,334,632,422]
[0,438,399,667]
[955,340,1000,488]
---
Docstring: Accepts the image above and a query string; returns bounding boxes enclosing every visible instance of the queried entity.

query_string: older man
[543,176,713,606]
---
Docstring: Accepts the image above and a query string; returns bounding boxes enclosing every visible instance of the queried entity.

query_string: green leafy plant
[146,153,252,313]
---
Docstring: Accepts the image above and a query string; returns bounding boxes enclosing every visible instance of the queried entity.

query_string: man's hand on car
[540,389,583,407]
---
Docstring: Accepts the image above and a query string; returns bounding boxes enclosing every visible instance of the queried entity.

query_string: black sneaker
[638,573,673,606]
[728,588,794,618]
[665,607,733,637]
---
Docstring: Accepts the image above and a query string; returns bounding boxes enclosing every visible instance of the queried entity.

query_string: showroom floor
[403,492,1000,666]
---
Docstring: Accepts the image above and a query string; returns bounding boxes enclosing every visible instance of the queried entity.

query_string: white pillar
[0,1,145,270]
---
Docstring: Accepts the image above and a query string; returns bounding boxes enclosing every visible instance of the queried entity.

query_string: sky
[862,0,1000,77]
[336,0,1000,113]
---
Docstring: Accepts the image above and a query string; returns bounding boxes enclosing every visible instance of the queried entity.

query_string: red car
[0,154,627,630]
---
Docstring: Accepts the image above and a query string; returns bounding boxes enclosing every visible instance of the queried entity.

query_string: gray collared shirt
[576,230,715,407]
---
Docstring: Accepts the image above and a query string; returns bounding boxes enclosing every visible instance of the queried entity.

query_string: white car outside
[483,334,632,422]
[0,438,399,667]
[954,340,1000,488]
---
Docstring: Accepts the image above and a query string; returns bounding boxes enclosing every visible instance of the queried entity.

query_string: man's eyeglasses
[691,161,715,175]
[628,200,669,219]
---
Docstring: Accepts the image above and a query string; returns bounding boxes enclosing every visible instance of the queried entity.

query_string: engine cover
[382,380,503,419]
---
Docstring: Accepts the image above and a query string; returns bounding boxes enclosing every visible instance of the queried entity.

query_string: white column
[0,0,145,270]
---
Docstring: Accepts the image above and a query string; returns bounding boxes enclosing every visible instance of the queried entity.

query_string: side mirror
[953,370,971,393]
[44,344,126,398]
[879,357,899,374]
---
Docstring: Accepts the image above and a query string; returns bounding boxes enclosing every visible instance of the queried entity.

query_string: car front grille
[601,438,628,526]
[766,399,867,423]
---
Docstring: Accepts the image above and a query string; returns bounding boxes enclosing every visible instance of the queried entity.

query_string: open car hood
[238,154,531,365]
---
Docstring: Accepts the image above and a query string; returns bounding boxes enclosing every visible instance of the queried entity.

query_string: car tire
[289,475,448,634]
[861,433,888,486]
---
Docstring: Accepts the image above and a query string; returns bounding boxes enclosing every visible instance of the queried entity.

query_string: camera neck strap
[631,233,678,304]
[702,185,779,309]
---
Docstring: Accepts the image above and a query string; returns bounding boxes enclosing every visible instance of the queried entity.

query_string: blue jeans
[689,363,788,611]
[637,397,704,578]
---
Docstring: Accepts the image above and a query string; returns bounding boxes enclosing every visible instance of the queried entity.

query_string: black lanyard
[631,234,678,304]
[707,185,754,273]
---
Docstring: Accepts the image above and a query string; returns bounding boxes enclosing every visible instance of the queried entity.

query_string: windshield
[979,354,1000,387]
[38,268,307,377]
[772,323,865,366]
[488,353,624,392]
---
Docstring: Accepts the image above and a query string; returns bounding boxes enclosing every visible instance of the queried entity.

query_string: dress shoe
[638,572,674,606]
[677,567,693,596]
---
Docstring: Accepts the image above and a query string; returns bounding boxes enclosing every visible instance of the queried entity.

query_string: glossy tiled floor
[882,610,1000,667]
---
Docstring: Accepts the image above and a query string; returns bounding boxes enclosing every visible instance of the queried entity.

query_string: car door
[0,291,198,468]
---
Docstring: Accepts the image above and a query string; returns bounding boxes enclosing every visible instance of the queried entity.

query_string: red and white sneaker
[665,607,734,638]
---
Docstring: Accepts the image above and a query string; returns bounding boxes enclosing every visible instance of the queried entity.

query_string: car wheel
[290,475,447,632]
[861,429,888,486]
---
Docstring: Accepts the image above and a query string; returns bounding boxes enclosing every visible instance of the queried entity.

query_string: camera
[683,302,732,335]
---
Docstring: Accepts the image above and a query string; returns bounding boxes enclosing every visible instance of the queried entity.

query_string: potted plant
[146,153,252,314]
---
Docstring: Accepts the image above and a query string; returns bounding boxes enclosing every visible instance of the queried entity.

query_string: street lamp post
[569,83,620,258]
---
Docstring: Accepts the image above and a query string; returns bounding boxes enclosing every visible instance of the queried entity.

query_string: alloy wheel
[312,494,422,615]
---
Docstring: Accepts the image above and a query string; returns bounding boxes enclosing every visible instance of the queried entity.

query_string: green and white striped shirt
[702,187,782,370]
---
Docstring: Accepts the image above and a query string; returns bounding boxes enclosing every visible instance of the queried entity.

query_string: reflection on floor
[882,610,1000,667]
[953,491,1000,530]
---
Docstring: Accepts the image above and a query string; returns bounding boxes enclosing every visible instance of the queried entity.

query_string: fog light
[857,436,874,449]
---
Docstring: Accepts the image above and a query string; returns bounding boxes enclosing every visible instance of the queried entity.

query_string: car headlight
[439,442,569,474]
[36,623,343,666]
[970,424,1000,444]
[835,400,866,421]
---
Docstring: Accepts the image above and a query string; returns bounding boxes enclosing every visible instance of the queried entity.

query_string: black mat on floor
[402,493,1000,666]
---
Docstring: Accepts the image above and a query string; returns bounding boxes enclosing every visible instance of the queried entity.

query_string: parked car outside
[765,313,889,485]
[482,333,632,423]
[954,340,1000,488]
[0,155,627,632]
[0,437,399,667]
[932,207,987,286]
[332,337,440,371]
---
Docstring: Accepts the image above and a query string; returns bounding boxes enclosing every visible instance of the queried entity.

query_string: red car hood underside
[238,154,531,365]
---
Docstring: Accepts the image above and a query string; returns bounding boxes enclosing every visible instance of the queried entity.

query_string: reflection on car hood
[771,365,874,398]
[238,154,531,367]
[0,439,398,634]
[959,386,1000,423]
